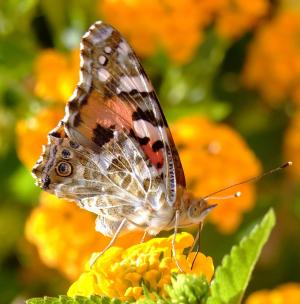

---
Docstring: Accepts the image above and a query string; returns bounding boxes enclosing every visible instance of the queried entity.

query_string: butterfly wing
[64,21,185,207]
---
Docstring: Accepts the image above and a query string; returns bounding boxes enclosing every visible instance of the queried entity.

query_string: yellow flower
[99,0,218,64]
[16,106,64,170]
[243,9,300,105]
[245,283,300,304]
[67,232,214,301]
[284,111,300,179]
[171,116,261,233]
[215,0,270,39]
[25,192,149,280]
[34,48,80,103]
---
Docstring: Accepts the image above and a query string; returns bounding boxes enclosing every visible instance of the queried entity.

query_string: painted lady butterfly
[32,21,217,268]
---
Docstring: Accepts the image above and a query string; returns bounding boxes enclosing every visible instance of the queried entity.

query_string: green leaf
[166,274,209,304]
[206,209,276,304]
[26,295,123,304]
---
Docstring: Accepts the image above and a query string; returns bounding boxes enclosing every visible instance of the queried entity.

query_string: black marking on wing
[69,140,79,149]
[42,175,51,190]
[74,113,82,127]
[152,140,164,152]
[156,162,163,169]
[132,107,164,127]
[92,124,114,147]
[118,90,153,99]
[138,136,150,145]
[49,131,61,138]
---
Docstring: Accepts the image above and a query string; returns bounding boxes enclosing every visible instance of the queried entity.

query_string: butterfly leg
[90,218,127,267]
[188,223,200,256]
[191,222,203,270]
[172,209,184,273]
[140,230,148,243]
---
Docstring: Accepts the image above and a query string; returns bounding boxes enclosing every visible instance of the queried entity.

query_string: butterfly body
[32,21,214,243]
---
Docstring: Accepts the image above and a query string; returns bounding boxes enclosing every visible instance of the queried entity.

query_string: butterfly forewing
[64,21,185,207]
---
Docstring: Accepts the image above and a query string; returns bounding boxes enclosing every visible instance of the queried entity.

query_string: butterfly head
[185,198,217,225]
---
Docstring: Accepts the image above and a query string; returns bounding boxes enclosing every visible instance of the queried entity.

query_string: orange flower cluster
[25,192,147,280]
[215,0,269,39]
[99,0,269,64]
[245,283,300,304]
[243,10,300,105]
[171,116,261,233]
[16,106,64,169]
[284,110,300,179]
[34,49,80,103]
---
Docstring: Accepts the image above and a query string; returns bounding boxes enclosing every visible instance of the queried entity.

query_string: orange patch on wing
[143,143,164,170]
[75,89,165,170]
[77,89,134,140]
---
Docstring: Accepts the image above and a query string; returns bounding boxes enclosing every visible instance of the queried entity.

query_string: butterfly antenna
[203,161,292,200]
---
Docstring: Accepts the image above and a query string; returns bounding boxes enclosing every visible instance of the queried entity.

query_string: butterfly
[32,21,216,269]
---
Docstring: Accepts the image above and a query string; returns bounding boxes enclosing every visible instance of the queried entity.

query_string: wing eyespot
[61,149,71,159]
[55,161,73,177]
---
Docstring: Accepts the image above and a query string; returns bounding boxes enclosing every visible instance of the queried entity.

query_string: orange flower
[171,116,261,233]
[284,111,300,179]
[215,0,270,39]
[34,49,80,103]
[25,192,148,280]
[243,10,300,105]
[16,106,64,170]
[245,283,300,304]
[99,0,269,63]
[99,0,218,64]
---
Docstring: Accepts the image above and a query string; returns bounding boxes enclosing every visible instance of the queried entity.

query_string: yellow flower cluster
[171,116,261,233]
[284,111,300,179]
[67,232,214,301]
[25,192,148,280]
[99,0,269,64]
[243,10,300,105]
[16,106,64,169]
[34,49,80,103]
[245,283,300,304]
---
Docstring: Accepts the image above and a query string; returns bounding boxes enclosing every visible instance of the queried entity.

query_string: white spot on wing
[98,68,110,82]
[118,41,131,54]
[90,27,113,44]
[133,120,160,141]
[104,46,112,54]
[99,55,107,65]
[118,75,152,92]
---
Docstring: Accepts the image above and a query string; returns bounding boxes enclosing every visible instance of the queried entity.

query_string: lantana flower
[99,0,269,64]
[25,192,149,280]
[243,9,300,105]
[16,106,64,169]
[245,283,300,304]
[284,110,300,180]
[34,48,80,103]
[67,232,214,301]
[215,0,270,39]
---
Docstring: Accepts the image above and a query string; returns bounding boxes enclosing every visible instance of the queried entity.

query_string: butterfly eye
[188,204,201,218]
[61,149,71,159]
[55,161,72,177]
